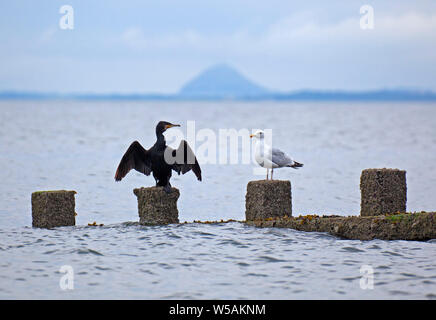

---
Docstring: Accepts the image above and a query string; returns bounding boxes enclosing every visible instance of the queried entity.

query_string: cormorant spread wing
[167,140,202,181]
[114,140,152,181]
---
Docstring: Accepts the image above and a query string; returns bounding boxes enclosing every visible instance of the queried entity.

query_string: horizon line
[1,88,436,101]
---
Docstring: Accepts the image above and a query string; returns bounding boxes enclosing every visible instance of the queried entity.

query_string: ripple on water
[368,244,381,249]
[237,262,250,267]
[95,266,111,271]
[76,248,103,256]
[218,239,246,247]
[257,256,287,263]
[245,273,268,278]
[193,231,216,238]
[43,250,58,255]
[377,265,391,270]
[382,251,403,257]
[341,246,365,253]
[0,218,436,299]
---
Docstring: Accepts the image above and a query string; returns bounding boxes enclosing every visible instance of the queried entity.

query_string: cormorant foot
[163,185,172,194]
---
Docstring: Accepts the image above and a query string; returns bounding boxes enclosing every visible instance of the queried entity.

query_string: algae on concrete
[245,212,436,241]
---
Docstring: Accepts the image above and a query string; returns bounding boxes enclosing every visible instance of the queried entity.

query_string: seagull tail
[288,161,304,169]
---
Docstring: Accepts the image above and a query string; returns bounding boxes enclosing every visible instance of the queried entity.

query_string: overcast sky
[1,0,436,93]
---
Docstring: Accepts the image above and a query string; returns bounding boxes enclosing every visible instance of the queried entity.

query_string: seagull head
[250,130,265,140]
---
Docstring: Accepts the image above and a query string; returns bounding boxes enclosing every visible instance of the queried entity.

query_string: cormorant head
[156,121,180,135]
[250,130,265,140]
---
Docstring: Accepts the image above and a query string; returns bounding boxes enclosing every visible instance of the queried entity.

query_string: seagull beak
[249,134,254,138]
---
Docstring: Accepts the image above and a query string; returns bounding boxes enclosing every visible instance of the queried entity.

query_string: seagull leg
[271,168,274,180]
[266,168,269,180]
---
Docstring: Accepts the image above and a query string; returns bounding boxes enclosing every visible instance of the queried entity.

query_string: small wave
[76,248,103,256]
[341,246,365,253]
[257,255,287,263]
[245,273,268,277]
[139,269,155,275]
[219,239,245,246]
[342,276,360,282]
[193,231,216,238]
[382,251,403,257]
[158,263,174,269]
[368,244,381,249]
[377,265,391,270]
[399,272,418,278]
[389,290,410,296]
[95,266,111,271]
[154,242,173,247]
[167,233,182,239]
[43,250,57,254]
[237,262,250,267]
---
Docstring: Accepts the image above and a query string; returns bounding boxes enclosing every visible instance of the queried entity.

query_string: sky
[0,0,436,94]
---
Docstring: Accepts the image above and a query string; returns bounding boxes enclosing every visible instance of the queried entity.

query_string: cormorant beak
[165,123,181,130]
[249,134,254,138]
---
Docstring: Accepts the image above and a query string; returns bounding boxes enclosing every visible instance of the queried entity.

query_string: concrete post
[360,168,407,216]
[133,187,180,225]
[31,190,76,228]
[245,180,292,221]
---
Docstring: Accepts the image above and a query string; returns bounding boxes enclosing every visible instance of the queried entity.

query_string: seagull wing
[272,147,295,167]
[167,140,202,181]
[114,141,152,181]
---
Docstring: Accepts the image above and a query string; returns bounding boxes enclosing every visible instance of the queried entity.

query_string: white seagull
[250,130,303,180]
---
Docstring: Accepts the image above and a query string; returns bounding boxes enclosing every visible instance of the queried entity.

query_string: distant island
[179,64,269,98]
[1,64,436,101]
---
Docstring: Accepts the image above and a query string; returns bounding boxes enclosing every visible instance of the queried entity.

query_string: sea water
[0,100,435,299]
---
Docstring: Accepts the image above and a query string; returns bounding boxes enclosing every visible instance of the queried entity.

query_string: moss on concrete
[245,212,436,241]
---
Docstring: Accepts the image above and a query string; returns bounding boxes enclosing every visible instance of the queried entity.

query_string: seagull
[250,130,303,180]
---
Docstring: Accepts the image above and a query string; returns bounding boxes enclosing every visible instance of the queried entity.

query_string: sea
[0,100,435,299]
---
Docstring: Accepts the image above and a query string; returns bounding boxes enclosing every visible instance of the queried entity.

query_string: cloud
[120,27,202,50]
[39,28,57,43]
[121,27,145,46]
[118,11,436,56]
[2,2,436,92]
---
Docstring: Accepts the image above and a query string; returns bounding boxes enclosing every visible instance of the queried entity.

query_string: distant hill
[179,64,268,98]
[1,64,436,101]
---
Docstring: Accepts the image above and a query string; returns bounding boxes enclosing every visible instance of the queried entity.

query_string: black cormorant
[115,121,201,192]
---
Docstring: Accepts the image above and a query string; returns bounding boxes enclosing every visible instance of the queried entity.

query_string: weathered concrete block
[245,180,292,221]
[245,212,436,241]
[31,190,76,228]
[133,187,180,225]
[360,168,407,216]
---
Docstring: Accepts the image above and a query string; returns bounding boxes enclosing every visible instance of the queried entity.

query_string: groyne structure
[30,168,436,240]
[245,168,435,240]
